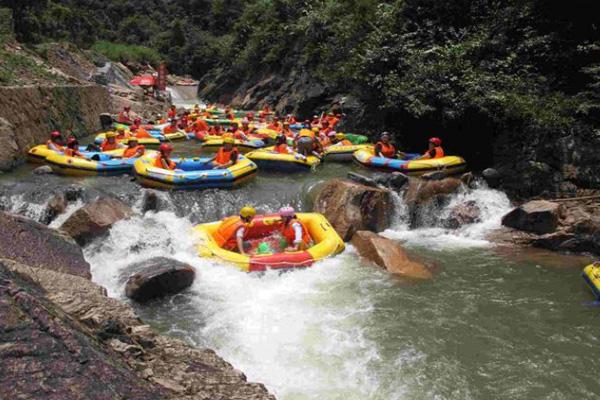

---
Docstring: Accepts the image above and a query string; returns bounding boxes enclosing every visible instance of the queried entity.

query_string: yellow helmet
[299,129,312,137]
[311,127,319,132]
[223,136,235,144]
[105,131,116,138]
[116,127,125,132]
[240,206,256,218]
[335,133,345,140]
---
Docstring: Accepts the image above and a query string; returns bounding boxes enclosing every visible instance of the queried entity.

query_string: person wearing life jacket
[162,119,179,135]
[117,106,133,124]
[281,122,294,138]
[267,117,282,132]
[279,206,311,252]
[330,133,352,146]
[132,119,153,139]
[211,136,239,169]
[241,120,254,136]
[193,104,201,115]
[115,127,130,141]
[213,206,256,254]
[64,137,85,158]
[167,105,177,120]
[46,131,65,152]
[229,123,249,141]
[179,111,190,130]
[310,115,321,128]
[208,124,223,136]
[418,137,445,159]
[100,132,121,152]
[246,112,255,122]
[286,114,297,125]
[154,143,177,170]
[319,120,333,137]
[273,134,292,154]
[122,138,146,158]
[375,132,396,158]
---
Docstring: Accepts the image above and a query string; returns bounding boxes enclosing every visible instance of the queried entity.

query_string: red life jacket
[281,218,311,246]
[215,147,238,165]
[376,141,396,158]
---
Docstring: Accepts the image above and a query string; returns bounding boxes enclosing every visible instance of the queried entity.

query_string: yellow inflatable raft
[582,263,600,299]
[201,138,266,153]
[133,153,257,190]
[323,144,374,162]
[246,147,321,172]
[46,149,155,177]
[95,132,161,146]
[193,213,345,272]
[28,144,64,163]
[353,148,467,176]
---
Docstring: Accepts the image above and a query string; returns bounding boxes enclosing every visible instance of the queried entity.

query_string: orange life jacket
[167,109,176,119]
[117,111,131,123]
[64,147,82,158]
[214,216,249,249]
[215,147,238,165]
[376,142,396,158]
[424,146,445,159]
[267,122,281,131]
[123,145,145,158]
[281,218,311,246]
[101,140,119,152]
[163,125,178,134]
[337,139,352,146]
[46,140,64,151]
[274,143,290,154]
[194,119,209,132]
[135,127,153,138]
[154,153,176,170]
[232,131,246,140]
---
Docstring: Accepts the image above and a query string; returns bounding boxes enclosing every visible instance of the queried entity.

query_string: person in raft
[64,137,85,158]
[374,132,396,158]
[416,137,445,159]
[122,138,146,158]
[154,143,177,170]
[167,105,177,120]
[47,131,65,151]
[100,132,122,152]
[214,206,257,255]
[117,106,133,124]
[279,206,312,252]
[115,127,130,141]
[210,136,239,169]
[330,133,352,146]
[163,119,179,135]
[273,134,293,154]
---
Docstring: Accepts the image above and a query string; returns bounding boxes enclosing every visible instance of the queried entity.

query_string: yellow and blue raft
[45,149,156,177]
[353,148,467,176]
[246,146,320,172]
[582,263,600,300]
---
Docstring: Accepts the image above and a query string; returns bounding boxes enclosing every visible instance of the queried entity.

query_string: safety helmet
[429,137,442,146]
[335,133,346,140]
[67,137,78,145]
[311,127,319,133]
[159,143,173,153]
[240,206,256,218]
[134,118,141,124]
[50,131,61,138]
[105,131,117,138]
[381,132,390,139]
[279,206,295,218]
[223,137,235,144]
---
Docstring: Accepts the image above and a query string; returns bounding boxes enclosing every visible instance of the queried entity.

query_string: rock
[99,113,113,130]
[460,172,475,187]
[141,190,161,213]
[60,197,133,245]
[0,117,19,170]
[346,172,379,188]
[373,172,409,191]
[314,179,392,241]
[404,177,463,206]
[0,263,167,400]
[421,171,448,181]
[32,165,53,175]
[0,211,91,278]
[482,168,501,188]
[443,200,481,229]
[351,231,432,279]
[501,200,563,235]
[125,257,196,302]
[42,193,68,224]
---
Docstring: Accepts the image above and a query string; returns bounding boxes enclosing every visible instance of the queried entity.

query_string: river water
[1,138,598,399]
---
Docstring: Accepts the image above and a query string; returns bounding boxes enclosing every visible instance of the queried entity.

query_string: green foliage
[91,41,162,65]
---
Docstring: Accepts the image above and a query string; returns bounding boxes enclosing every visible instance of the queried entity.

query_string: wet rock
[421,171,448,181]
[42,193,68,224]
[460,172,475,187]
[32,165,53,175]
[351,231,432,279]
[373,172,409,191]
[501,200,562,235]
[314,179,392,241]
[443,201,481,229]
[0,117,19,170]
[404,177,464,206]
[99,113,113,130]
[60,197,133,245]
[347,172,379,188]
[482,168,501,188]
[0,211,90,278]
[125,257,196,302]
[141,190,161,213]
[0,263,167,400]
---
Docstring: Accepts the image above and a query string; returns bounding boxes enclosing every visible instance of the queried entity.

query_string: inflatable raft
[193,213,345,272]
[353,148,467,175]
[94,130,187,145]
[45,149,155,176]
[94,132,160,146]
[133,154,257,190]
[27,144,77,163]
[582,264,600,300]
[246,147,321,172]
[323,144,373,162]
[200,138,265,153]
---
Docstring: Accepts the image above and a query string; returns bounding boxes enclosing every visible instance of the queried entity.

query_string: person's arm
[236,227,246,255]
[375,143,383,157]
[416,149,434,160]
[288,222,305,251]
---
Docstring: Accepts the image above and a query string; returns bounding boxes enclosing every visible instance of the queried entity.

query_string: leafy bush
[91,41,162,66]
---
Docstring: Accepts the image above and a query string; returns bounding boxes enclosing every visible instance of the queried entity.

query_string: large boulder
[314,179,392,241]
[125,258,196,302]
[351,231,432,280]
[501,200,562,235]
[403,177,463,206]
[443,201,481,229]
[60,197,133,245]
[0,211,90,278]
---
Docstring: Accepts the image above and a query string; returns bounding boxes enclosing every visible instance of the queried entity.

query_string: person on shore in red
[117,106,133,124]
[417,137,445,159]
[162,119,179,135]
[210,136,239,169]
[213,206,256,254]
[46,131,64,152]
[167,105,177,120]
[154,143,177,170]
[64,137,85,158]
[279,206,311,252]
[100,132,121,152]
[375,132,396,158]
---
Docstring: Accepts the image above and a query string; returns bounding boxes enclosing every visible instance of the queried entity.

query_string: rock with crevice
[404,177,464,206]
[60,196,133,245]
[314,179,392,241]
[501,200,563,235]
[125,257,196,302]
[351,231,433,280]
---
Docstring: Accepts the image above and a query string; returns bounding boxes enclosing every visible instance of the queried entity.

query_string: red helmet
[159,143,173,153]
[50,131,61,138]
[67,137,78,145]
[429,137,442,146]
[134,118,141,124]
